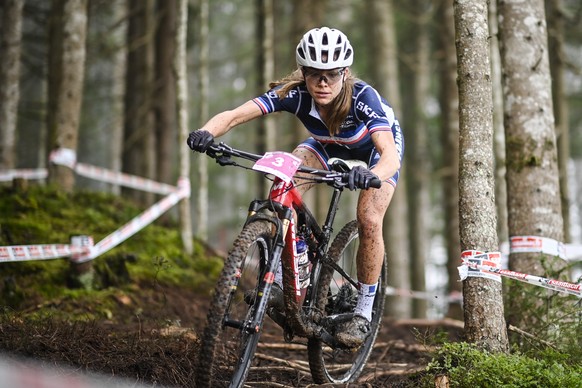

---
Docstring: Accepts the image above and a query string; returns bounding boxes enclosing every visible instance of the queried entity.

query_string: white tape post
[510,236,567,260]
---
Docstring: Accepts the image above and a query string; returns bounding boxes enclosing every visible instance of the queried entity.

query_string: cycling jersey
[253,81,403,151]
[252,81,404,185]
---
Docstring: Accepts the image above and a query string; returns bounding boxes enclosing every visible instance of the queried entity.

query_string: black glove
[187,130,214,152]
[348,166,379,190]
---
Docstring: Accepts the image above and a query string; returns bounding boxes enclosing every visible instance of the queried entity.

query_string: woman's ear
[343,67,350,81]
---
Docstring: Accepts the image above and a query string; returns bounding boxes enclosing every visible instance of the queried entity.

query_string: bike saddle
[328,158,368,172]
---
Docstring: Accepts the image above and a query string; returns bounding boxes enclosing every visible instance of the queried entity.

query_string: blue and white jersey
[252,81,403,155]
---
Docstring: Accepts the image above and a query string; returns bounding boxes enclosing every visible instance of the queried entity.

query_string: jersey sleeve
[354,85,396,134]
[252,86,301,115]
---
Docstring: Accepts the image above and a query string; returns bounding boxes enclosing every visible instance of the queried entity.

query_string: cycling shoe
[335,315,371,348]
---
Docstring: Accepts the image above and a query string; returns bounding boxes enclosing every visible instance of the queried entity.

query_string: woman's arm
[200,100,264,138]
[370,131,401,181]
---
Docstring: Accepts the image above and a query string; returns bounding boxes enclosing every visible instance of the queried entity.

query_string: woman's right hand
[187,130,214,152]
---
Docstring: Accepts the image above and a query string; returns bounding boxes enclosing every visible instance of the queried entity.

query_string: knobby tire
[307,220,387,384]
[195,220,274,388]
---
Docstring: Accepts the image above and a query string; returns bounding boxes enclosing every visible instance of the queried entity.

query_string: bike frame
[245,175,348,340]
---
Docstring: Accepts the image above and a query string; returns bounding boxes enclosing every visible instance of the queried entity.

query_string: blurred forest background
[1,0,582,320]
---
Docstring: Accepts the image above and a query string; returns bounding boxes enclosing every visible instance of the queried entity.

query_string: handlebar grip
[369,178,383,189]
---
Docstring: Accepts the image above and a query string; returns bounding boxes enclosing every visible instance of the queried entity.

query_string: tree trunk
[175,0,193,254]
[155,0,177,185]
[368,0,411,319]
[110,0,127,195]
[547,0,571,243]
[47,0,88,192]
[454,0,509,353]
[437,0,462,320]
[195,0,210,240]
[256,0,276,196]
[406,0,431,319]
[497,0,566,334]
[489,0,509,245]
[290,0,327,221]
[0,0,24,171]
[124,0,156,204]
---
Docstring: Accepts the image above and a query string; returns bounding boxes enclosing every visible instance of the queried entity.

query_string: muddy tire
[195,221,274,388]
[307,220,387,384]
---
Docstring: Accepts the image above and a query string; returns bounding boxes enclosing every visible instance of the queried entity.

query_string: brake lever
[215,155,236,166]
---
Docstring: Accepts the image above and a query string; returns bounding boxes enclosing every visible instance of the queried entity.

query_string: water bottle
[296,238,310,288]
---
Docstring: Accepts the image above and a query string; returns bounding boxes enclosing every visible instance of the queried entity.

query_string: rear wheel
[195,220,275,388]
[307,220,387,384]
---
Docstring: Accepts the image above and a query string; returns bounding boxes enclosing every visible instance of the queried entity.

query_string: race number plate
[252,152,302,183]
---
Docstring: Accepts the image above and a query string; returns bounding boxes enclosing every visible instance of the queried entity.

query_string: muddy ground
[0,283,464,387]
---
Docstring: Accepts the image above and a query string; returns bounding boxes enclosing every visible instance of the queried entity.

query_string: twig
[393,317,464,329]
[359,365,426,381]
[507,324,557,350]
[253,353,311,373]
[374,340,437,353]
[257,342,306,351]
[243,381,296,387]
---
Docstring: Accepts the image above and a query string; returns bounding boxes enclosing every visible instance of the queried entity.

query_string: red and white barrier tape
[459,250,581,298]
[74,163,177,195]
[458,250,503,283]
[0,177,190,264]
[510,235,567,260]
[0,168,47,181]
[1,148,177,195]
[0,244,87,263]
[73,177,190,263]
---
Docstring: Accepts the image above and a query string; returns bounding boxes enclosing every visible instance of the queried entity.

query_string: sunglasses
[302,67,346,85]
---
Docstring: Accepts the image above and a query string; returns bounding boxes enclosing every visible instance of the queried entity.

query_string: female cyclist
[188,26,404,348]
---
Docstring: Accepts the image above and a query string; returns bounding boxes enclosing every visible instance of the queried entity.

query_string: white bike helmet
[296,27,354,70]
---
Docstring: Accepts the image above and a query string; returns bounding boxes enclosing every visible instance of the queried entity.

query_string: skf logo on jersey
[356,101,380,119]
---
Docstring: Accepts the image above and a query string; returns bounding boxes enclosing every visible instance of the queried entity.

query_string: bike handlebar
[202,142,382,190]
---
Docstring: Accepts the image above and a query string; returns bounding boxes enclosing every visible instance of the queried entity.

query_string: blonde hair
[269,68,357,136]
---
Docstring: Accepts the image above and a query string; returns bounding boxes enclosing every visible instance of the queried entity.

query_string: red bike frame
[268,177,305,301]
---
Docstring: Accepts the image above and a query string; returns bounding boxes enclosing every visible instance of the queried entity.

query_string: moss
[421,342,582,387]
[0,185,222,309]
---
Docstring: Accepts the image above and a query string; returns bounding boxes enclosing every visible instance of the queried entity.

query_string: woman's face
[303,67,347,107]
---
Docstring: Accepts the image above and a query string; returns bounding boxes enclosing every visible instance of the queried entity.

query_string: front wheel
[307,220,387,384]
[195,220,275,388]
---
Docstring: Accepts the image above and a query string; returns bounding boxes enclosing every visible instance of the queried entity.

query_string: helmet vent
[297,47,305,60]
[345,48,352,60]
[309,47,317,61]
[322,33,328,45]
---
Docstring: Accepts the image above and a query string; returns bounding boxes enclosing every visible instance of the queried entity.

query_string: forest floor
[0,281,464,388]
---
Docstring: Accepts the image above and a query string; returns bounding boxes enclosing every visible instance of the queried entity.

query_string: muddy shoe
[335,315,371,348]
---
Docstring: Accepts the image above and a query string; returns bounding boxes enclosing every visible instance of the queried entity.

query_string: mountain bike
[194,142,387,388]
